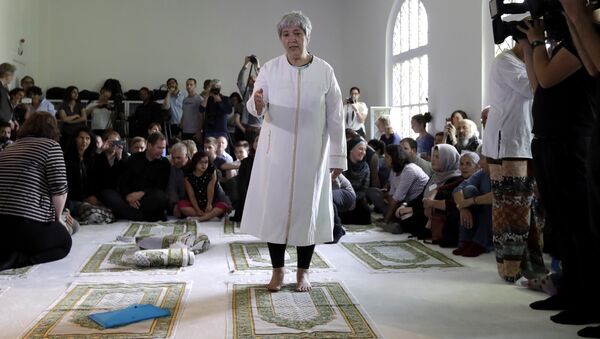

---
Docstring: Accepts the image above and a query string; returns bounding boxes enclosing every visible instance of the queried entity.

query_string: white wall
[37,0,346,95]
[0,0,42,86]
[13,0,493,136]
[338,0,486,135]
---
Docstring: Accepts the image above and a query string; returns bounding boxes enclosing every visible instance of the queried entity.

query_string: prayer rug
[228,282,381,338]
[78,243,181,275]
[228,242,332,273]
[342,240,463,272]
[223,219,247,236]
[344,223,379,234]
[0,265,36,279]
[22,282,188,339]
[117,220,198,242]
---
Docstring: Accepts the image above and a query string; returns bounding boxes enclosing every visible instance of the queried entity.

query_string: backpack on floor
[78,203,115,225]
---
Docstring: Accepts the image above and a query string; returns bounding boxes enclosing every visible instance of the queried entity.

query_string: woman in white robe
[240,11,347,292]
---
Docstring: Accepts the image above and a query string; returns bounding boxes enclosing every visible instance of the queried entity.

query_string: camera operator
[200,79,232,140]
[343,87,368,137]
[482,34,539,284]
[84,87,112,137]
[162,78,186,139]
[518,18,599,326]
[237,56,262,142]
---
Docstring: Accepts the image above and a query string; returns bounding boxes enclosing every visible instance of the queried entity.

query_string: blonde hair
[376,116,394,135]
[181,139,197,159]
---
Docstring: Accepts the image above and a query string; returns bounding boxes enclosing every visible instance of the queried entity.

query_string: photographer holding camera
[200,79,232,140]
[236,55,262,142]
[518,17,599,327]
[343,87,368,137]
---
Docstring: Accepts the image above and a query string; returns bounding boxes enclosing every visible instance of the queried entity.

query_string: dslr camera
[248,54,258,65]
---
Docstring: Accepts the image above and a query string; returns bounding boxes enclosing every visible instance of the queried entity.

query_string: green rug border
[342,239,463,270]
[231,282,379,339]
[22,282,186,339]
[121,220,197,238]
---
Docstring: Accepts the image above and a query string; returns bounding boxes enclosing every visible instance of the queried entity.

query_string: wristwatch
[530,40,545,50]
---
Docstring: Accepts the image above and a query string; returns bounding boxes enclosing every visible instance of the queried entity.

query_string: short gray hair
[277,11,312,43]
[170,142,188,157]
[0,63,16,78]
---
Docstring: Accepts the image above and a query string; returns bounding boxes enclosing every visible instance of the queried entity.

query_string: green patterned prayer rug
[342,240,463,272]
[0,265,35,279]
[22,282,188,339]
[78,243,181,275]
[228,242,332,273]
[228,282,381,338]
[117,220,198,242]
[224,219,247,236]
[344,223,379,233]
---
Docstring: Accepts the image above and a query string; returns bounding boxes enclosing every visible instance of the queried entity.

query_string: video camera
[489,0,577,44]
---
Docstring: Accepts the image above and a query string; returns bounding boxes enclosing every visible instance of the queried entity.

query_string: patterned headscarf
[424,144,461,193]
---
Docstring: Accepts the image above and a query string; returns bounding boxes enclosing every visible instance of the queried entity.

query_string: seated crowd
[0,62,524,283]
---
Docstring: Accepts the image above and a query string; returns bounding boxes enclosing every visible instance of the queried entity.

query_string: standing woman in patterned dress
[241,11,347,292]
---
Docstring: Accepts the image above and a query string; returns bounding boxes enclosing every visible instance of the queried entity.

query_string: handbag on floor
[78,202,115,225]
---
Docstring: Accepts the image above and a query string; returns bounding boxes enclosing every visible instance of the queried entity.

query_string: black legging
[0,215,72,270]
[267,242,315,269]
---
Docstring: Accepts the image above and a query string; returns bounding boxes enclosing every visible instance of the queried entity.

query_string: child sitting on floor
[180,151,230,221]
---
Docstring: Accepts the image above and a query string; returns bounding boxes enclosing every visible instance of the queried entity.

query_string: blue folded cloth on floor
[88,304,170,329]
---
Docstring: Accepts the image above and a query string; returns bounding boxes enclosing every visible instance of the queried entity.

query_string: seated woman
[367,144,429,233]
[395,144,463,244]
[376,115,401,146]
[452,152,493,257]
[0,112,73,270]
[95,130,128,212]
[58,86,87,147]
[64,127,98,217]
[129,136,146,154]
[340,138,371,225]
[180,151,230,221]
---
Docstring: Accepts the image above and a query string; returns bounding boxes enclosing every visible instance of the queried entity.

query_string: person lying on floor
[0,112,73,270]
[452,152,492,257]
[367,144,429,233]
[340,137,372,225]
[395,144,463,244]
[102,132,170,221]
[181,151,231,221]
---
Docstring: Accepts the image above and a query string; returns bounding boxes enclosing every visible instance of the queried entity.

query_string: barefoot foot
[267,268,285,292]
[296,268,311,292]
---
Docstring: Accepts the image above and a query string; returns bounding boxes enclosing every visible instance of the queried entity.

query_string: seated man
[167,142,189,217]
[221,140,250,212]
[454,119,481,153]
[25,86,56,118]
[0,122,13,151]
[400,137,433,176]
[103,132,170,221]
[213,136,234,180]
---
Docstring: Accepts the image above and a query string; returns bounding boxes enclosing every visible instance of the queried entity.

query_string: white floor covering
[0,219,584,338]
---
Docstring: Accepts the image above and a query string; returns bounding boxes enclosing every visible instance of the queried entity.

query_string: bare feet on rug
[267,267,285,292]
[296,268,311,292]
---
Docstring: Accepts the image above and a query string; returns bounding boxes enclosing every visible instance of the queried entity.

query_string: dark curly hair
[385,144,410,174]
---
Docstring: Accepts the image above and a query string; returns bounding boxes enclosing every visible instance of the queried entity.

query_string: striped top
[0,137,68,223]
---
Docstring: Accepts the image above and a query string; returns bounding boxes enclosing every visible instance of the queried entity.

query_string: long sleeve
[237,66,246,94]
[325,67,347,170]
[246,62,269,118]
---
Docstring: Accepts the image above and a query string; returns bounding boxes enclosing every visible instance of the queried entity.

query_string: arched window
[389,0,428,138]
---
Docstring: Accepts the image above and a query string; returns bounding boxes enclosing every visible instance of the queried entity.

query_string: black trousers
[532,136,600,308]
[340,198,372,225]
[267,243,315,269]
[100,188,168,221]
[0,215,72,270]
